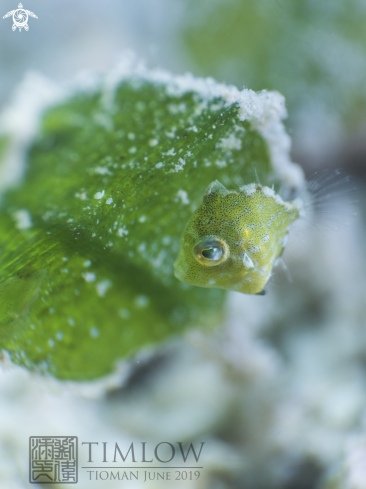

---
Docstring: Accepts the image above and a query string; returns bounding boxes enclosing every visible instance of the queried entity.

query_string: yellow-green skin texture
[174,180,302,295]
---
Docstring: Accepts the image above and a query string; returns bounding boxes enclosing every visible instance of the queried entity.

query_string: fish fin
[302,169,359,232]
[269,257,293,287]
[255,288,267,296]
[204,180,229,198]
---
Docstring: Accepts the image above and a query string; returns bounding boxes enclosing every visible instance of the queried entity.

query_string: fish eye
[193,238,229,267]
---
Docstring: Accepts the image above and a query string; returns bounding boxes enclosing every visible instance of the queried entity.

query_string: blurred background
[2,0,366,178]
[1,1,366,488]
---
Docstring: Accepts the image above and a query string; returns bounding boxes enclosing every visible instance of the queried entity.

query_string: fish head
[174,180,300,295]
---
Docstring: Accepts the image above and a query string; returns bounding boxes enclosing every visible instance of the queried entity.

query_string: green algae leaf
[0,63,302,380]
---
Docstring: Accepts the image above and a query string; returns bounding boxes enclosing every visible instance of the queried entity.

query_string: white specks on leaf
[119,309,130,319]
[149,139,159,147]
[75,191,88,200]
[93,166,112,176]
[96,279,112,298]
[82,272,96,283]
[155,162,164,169]
[166,128,176,138]
[138,242,146,253]
[106,197,113,205]
[90,327,100,338]
[135,295,150,308]
[240,183,257,196]
[94,190,105,200]
[117,226,128,237]
[168,103,187,114]
[172,158,186,173]
[262,186,276,199]
[215,160,227,168]
[13,209,32,230]
[138,215,146,223]
[177,189,190,205]
[218,134,242,151]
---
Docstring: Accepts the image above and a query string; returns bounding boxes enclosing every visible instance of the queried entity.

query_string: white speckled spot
[90,327,100,338]
[219,134,242,150]
[75,191,87,200]
[83,260,91,267]
[240,183,256,196]
[135,295,150,308]
[94,190,105,200]
[96,279,112,298]
[106,198,113,205]
[139,215,146,223]
[56,332,64,341]
[82,272,96,283]
[177,189,189,205]
[155,162,164,169]
[262,187,276,198]
[117,226,128,237]
[119,309,130,319]
[13,209,32,230]
[173,158,186,173]
[215,160,227,168]
[94,167,111,175]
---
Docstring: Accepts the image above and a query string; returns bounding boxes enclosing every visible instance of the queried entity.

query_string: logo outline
[29,436,78,484]
[3,2,38,32]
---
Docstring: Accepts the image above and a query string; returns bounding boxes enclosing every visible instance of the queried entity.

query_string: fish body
[174,180,303,295]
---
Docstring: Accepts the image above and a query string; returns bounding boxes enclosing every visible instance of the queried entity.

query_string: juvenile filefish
[174,180,304,295]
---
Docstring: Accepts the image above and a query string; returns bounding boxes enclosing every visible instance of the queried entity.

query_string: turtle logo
[3,3,38,31]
